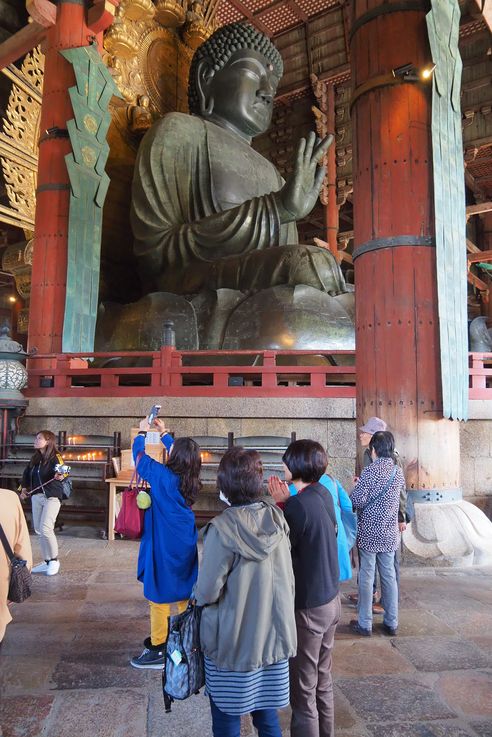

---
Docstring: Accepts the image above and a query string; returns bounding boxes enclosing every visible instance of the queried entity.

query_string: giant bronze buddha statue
[98,22,354,351]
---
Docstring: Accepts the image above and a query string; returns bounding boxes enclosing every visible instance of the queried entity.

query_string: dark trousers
[290,595,341,737]
[209,697,282,737]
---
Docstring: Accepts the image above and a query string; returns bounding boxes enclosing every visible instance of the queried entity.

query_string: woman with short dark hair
[130,417,202,669]
[281,439,328,483]
[269,439,340,737]
[195,447,297,737]
[217,446,263,504]
[369,430,395,460]
[350,430,405,638]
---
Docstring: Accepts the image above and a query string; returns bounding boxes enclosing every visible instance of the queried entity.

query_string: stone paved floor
[1,530,491,737]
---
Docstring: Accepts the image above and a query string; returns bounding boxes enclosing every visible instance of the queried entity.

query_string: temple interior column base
[403,500,492,566]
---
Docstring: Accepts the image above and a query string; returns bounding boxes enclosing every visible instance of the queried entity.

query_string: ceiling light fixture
[392,62,436,83]
[392,63,416,79]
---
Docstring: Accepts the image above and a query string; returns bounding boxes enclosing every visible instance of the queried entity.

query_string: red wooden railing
[469,351,492,400]
[25,348,356,398]
[23,349,492,400]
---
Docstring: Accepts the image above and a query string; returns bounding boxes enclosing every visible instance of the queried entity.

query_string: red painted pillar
[27,0,115,355]
[351,2,461,502]
[27,1,91,354]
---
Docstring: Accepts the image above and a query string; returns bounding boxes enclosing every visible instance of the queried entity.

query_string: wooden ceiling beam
[254,0,305,21]
[468,249,492,263]
[275,63,350,102]
[0,21,47,69]
[269,2,342,39]
[467,237,481,253]
[471,0,492,33]
[468,270,489,291]
[223,0,271,35]
[339,0,351,61]
[464,166,487,200]
[467,201,492,216]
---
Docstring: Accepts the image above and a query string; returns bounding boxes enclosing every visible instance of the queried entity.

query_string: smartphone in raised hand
[147,404,161,426]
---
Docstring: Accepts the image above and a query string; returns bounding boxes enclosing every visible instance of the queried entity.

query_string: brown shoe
[372,603,384,615]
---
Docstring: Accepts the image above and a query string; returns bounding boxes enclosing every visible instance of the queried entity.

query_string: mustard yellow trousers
[149,599,188,646]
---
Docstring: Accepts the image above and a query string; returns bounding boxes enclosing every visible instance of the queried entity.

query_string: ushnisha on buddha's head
[188,22,284,143]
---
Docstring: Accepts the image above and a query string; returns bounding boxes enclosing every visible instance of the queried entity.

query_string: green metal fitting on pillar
[60,43,123,353]
[426,0,469,421]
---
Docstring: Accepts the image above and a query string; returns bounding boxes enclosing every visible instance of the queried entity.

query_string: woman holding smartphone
[20,430,65,576]
[130,415,202,669]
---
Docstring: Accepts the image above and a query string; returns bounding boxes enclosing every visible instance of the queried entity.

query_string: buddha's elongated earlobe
[196,59,215,117]
[202,96,214,116]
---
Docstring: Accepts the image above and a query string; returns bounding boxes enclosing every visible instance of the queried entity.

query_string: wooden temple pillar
[350,3,463,523]
[26,0,115,355]
[324,83,338,256]
[312,76,339,257]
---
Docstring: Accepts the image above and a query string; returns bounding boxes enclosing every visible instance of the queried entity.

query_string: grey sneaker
[130,642,165,670]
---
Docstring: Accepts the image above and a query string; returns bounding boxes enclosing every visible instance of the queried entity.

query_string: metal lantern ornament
[0,325,28,400]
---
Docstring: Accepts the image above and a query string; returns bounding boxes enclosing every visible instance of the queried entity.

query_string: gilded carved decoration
[0,47,44,235]
[103,0,214,123]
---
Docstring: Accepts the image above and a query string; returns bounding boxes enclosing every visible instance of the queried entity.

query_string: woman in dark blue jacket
[130,416,201,669]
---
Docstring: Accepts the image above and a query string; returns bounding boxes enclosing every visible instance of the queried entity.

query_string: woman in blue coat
[130,416,201,669]
[318,474,353,581]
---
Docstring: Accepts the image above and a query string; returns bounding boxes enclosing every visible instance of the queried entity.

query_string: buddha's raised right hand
[275,132,333,223]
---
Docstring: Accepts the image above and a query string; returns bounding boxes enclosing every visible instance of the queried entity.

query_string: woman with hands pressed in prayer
[268,440,340,737]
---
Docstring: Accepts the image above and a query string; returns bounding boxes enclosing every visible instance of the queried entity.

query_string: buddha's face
[200,48,280,141]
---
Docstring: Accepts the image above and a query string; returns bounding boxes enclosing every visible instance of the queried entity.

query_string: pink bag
[114,454,145,539]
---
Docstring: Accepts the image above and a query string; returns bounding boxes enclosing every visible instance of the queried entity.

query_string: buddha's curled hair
[188,22,283,114]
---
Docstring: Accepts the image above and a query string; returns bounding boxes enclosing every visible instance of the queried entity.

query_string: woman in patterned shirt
[349,431,405,637]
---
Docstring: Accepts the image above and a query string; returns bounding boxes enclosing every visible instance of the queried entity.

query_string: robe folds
[131,112,346,297]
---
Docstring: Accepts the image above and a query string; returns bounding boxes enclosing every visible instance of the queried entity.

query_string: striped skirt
[204,656,290,716]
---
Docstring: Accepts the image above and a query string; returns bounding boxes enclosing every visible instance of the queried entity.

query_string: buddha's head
[188,23,283,142]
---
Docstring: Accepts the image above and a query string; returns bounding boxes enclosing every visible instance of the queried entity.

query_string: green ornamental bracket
[427,0,469,421]
[61,43,123,353]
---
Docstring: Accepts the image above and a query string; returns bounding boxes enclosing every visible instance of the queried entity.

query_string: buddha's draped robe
[131,112,346,296]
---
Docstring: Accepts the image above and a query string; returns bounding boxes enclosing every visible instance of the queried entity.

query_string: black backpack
[162,600,205,712]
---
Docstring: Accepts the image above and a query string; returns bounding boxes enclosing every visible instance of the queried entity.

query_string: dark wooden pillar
[351,1,461,505]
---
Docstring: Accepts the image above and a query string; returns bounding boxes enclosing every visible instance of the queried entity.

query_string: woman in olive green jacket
[195,447,296,737]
